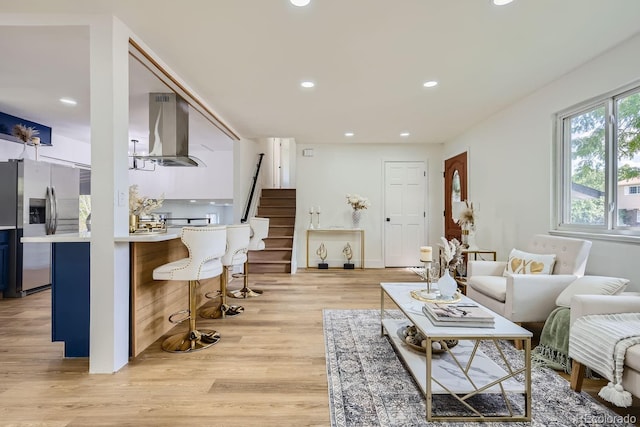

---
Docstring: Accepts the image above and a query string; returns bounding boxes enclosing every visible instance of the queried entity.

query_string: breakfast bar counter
[21,229,220,358]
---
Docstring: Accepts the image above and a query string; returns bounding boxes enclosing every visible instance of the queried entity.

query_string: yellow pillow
[503,249,556,275]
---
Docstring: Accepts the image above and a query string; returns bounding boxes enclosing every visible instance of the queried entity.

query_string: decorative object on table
[343,242,354,269]
[12,123,39,160]
[419,245,437,299]
[456,200,478,250]
[346,193,370,229]
[410,288,461,303]
[397,324,458,354]
[315,206,321,229]
[308,206,315,229]
[422,302,495,328]
[438,237,463,300]
[129,185,165,233]
[316,242,328,269]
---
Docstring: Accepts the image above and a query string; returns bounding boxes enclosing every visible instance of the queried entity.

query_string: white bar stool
[152,225,226,353]
[229,217,270,299]
[201,223,250,319]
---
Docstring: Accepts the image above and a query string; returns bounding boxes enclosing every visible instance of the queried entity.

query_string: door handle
[45,187,52,234]
[51,186,58,235]
[386,218,390,222]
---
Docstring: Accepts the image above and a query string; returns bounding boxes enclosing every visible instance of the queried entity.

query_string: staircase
[248,188,295,273]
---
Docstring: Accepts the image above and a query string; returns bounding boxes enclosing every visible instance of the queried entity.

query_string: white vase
[467,225,479,251]
[437,269,457,300]
[352,210,362,229]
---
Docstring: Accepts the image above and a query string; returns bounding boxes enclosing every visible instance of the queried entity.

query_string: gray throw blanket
[532,306,572,373]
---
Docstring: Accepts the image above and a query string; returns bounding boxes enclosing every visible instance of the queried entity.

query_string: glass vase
[437,269,458,300]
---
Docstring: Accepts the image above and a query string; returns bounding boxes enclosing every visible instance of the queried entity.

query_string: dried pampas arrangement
[12,124,40,144]
[458,201,475,227]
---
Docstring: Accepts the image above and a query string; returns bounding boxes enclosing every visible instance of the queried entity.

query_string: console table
[306,228,364,269]
[380,282,532,422]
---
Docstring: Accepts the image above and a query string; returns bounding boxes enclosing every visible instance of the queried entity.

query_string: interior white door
[384,161,426,266]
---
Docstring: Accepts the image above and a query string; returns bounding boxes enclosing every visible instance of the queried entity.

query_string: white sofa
[467,234,592,324]
[569,294,640,400]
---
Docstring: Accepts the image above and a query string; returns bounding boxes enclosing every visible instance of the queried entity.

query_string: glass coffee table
[380,282,532,422]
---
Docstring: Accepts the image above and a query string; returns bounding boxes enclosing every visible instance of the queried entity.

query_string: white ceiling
[1,0,640,147]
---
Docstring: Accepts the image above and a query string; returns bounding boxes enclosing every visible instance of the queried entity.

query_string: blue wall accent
[0,111,52,146]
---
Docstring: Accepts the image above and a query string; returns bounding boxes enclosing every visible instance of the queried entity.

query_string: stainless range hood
[137,93,204,167]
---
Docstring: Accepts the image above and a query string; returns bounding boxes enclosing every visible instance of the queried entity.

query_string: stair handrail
[241,153,265,223]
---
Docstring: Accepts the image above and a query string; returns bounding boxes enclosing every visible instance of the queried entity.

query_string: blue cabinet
[51,242,90,357]
[0,230,9,292]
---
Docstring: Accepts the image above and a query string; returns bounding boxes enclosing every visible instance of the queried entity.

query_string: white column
[89,16,131,373]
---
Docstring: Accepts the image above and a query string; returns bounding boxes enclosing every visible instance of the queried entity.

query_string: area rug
[323,309,634,427]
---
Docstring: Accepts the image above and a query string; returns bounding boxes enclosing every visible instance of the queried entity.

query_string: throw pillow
[503,248,556,276]
[555,276,630,307]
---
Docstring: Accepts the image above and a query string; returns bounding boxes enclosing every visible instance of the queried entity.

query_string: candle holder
[308,208,315,229]
[422,261,436,298]
[316,208,321,229]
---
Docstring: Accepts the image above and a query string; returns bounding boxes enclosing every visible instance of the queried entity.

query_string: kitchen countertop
[0,226,16,231]
[21,230,181,243]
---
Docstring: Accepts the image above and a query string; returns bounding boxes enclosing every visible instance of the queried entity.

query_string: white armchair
[467,234,592,324]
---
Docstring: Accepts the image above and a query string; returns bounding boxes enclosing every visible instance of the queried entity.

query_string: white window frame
[553,80,640,242]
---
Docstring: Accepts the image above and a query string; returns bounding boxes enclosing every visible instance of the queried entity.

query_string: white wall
[295,142,443,269]
[233,138,268,223]
[444,32,640,290]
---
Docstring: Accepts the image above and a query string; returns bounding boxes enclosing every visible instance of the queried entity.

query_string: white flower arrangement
[346,194,371,211]
[129,185,164,216]
[440,236,463,272]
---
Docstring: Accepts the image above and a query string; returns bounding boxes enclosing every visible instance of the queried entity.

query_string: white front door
[384,161,426,266]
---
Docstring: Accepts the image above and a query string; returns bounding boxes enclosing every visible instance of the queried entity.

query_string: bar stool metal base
[228,261,263,299]
[200,266,244,319]
[161,329,220,353]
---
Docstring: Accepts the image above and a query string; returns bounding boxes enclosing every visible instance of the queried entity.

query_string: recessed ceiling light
[59,97,77,106]
[190,200,196,203]
[400,132,410,137]
[300,81,315,88]
[493,0,513,5]
[423,81,438,88]
[290,0,311,6]
[209,201,216,205]
[345,132,354,137]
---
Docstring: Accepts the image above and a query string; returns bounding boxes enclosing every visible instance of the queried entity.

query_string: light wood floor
[0,269,637,426]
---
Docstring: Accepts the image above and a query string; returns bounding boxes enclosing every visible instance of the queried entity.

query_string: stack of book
[422,302,495,328]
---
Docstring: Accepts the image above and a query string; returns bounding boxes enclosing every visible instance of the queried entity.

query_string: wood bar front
[130,238,219,357]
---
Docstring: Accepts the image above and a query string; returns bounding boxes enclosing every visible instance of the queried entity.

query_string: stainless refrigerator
[0,158,80,297]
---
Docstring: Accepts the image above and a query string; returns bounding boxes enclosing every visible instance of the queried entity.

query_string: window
[625,185,640,195]
[555,83,640,236]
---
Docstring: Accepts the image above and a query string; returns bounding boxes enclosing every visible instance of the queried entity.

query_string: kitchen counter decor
[129,185,165,233]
